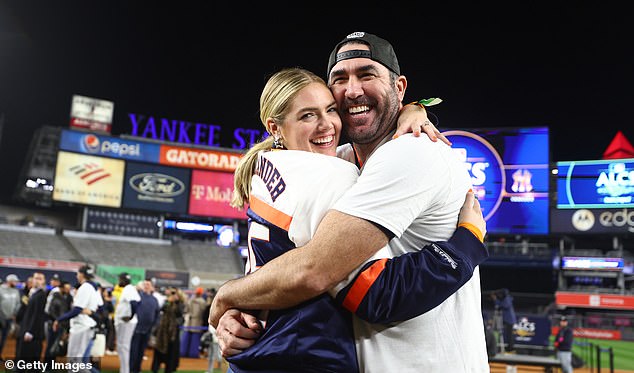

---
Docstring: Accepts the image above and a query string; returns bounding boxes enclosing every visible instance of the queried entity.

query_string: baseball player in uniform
[212,33,490,372]
[54,264,103,372]
[216,67,488,372]
[114,273,141,373]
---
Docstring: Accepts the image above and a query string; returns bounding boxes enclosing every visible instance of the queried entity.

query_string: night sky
[1,2,633,205]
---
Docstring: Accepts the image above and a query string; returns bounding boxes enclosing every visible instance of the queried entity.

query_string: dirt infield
[3,338,633,372]
[1,338,227,373]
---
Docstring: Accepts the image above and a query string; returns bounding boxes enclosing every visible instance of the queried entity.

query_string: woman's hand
[458,190,486,239]
[394,103,451,146]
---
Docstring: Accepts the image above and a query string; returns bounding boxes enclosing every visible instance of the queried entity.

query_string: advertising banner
[146,269,190,288]
[557,159,634,209]
[0,256,84,272]
[53,151,124,208]
[70,94,114,133]
[556,291,634,310]
[96,264,146,287]
[443,127,550,235]
[552,326,622,341]
[513,314,552,346]
[189,271,238,289]
[122,162,190,214]
[159,145,242,172]
[188,170,247,220]
[60,129,161,163]
[551,207,634,234]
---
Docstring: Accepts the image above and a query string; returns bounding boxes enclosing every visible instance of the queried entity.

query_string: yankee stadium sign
[128,113,268,150]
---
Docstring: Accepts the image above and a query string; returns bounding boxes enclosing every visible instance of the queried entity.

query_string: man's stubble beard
[344,90,401,146]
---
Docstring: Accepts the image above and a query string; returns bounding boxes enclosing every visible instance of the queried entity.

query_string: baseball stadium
[1,2,634,373]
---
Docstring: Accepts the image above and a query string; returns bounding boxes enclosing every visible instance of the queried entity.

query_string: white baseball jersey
[115,283,141,325]
[333,135,489,372]
[246,149,360,267]
[70,281,104,333]
[233,150,362,372]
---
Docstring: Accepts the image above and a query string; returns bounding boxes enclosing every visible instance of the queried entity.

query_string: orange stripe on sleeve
[342,258,388,313]
[249,196,292,231]
[458,222,484,243]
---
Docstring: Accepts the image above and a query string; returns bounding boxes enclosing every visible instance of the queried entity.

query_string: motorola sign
[551,207,634,234]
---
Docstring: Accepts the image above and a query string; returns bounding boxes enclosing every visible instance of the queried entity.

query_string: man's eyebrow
[330,64,380,79]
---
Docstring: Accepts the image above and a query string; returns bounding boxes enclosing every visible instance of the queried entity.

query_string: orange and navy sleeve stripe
[333,226,489,324]
[341,259,388,313]
[249,195,292,231]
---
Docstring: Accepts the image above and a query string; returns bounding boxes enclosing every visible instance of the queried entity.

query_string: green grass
[571,338,634,371]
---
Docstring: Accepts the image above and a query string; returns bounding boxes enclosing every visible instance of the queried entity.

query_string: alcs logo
[443,130,505,220]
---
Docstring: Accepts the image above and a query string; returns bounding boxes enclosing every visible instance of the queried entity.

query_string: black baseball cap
[78,264,94,279]
[327,31,401,78]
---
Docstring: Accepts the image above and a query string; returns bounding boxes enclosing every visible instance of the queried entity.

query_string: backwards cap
[78,264,94,278]
[327,31,401,78]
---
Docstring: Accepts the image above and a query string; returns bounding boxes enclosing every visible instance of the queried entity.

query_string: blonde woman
[219,67,486,373]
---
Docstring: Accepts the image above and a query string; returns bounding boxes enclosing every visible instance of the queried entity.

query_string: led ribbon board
[443,127,550,235]
[557,159,634,209]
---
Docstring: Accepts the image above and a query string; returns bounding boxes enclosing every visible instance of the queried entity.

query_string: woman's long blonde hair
[231,67,327,209]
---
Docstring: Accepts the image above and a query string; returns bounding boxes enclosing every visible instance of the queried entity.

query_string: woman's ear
[266,118,279,137]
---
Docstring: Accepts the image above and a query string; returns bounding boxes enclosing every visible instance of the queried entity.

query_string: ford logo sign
[129,173,185,197]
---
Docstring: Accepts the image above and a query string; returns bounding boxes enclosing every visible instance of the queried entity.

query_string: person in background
[200,288,216,336]
[554,316,574,373]
[492,288,517,352]
[43,274,61,363]
[152,284,167,309]
[130,280,160,373]
[100,287,116,355]
[45,274,61,313]
[114,273,141,373]
[183,287,206,357]
[53,264,103,373]
[151,287,185,373]
[44,280,72,363]
[15,272,47,372]
[0,274,22,361]
[15,276,33,329]
[204,325,221,373]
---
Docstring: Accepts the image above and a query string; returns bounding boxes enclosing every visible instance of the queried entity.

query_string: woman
[225,67,486,372]
[151,288,185,373]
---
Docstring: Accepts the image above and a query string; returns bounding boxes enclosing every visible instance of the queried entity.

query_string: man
[114,272,141,373]
[492,288,517,352]
[0,274,22,361]
[130,281,159,373]
[54,264,103,373]
[45,274,62,313]
[15,272,47,372]
[211,32,488,372]
[43,274,61,362]
[554,316,574,373]
[44,280,72,362]
[183,287,206,357]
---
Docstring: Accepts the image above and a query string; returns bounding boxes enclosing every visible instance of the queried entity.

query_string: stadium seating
[175,239,244,274]
[0,224,78,261]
